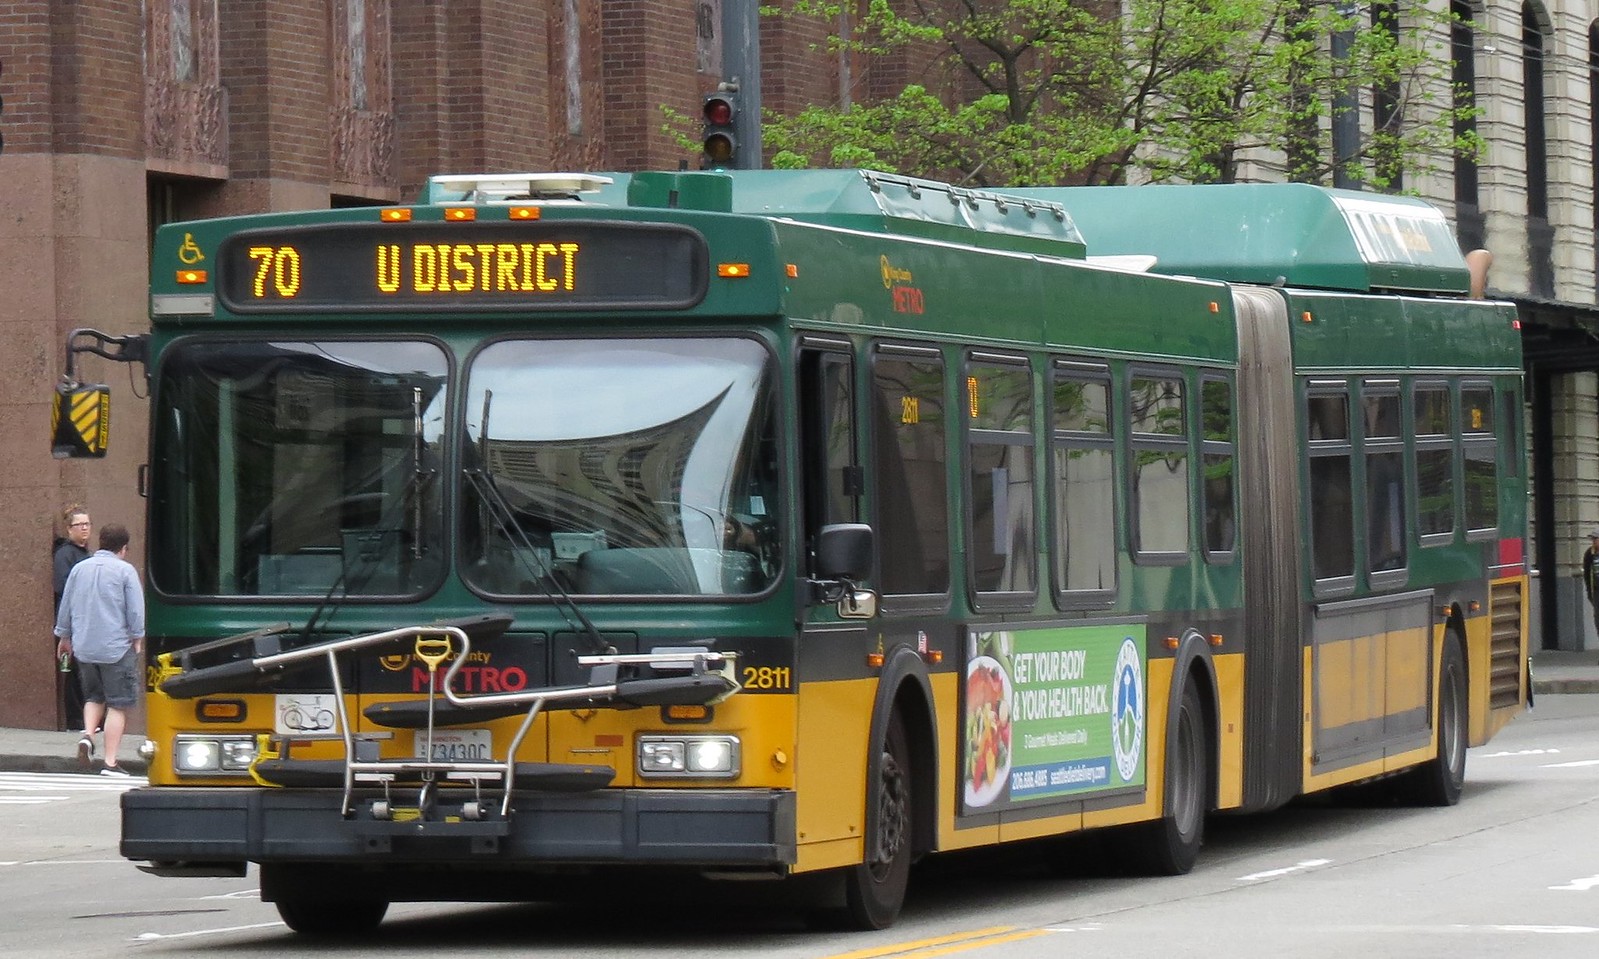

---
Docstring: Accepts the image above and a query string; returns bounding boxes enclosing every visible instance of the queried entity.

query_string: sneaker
[76,736,94,768]
[99,763,131,778]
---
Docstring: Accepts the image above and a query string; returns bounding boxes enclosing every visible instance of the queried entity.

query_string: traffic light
[702,92,738,168]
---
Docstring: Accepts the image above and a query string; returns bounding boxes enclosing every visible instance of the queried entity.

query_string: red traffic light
[701,93,738,167]
[703,95,735,126]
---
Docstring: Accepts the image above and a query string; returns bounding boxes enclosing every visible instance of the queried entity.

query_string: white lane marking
[0,859,128,867]
[200,889,262,900]
[133,921,284,942]
[1550,875,1599,892]
[1541,759,1599,768]
[1479,748,1560,758]
[0,797,63,804]
[1475,925,1598,934]
[1237,858,1333,881]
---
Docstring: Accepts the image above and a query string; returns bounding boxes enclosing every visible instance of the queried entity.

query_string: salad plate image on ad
[963,654,1013,808]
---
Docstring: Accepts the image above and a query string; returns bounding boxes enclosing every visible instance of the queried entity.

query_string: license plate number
[416,728,493,761]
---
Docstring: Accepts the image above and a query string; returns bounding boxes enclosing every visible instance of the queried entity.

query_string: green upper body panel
[1000,182,1471,295]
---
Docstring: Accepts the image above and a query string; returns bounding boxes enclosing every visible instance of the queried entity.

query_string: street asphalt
[1,650,1595,776]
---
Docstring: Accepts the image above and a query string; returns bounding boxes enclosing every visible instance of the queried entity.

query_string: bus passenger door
[794,340,878,862]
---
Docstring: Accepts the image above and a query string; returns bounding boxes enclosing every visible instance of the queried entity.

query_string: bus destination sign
[215,221,709,313]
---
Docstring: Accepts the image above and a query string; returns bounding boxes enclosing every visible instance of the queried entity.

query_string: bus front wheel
[835,712,914,930]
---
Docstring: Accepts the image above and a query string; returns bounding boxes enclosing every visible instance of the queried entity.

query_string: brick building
[0,0,844,731]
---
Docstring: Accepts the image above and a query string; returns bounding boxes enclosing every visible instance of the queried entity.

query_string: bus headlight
[636,735,740,779]
[174,734,258,776]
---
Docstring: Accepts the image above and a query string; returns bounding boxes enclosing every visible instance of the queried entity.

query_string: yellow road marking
[821,925,1052,959]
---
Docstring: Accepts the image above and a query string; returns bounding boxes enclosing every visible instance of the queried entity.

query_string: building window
[1371,0,1403,190]
[1590,23,1599,285]
[1523,3,1553,296]
[1451,1,1483,250]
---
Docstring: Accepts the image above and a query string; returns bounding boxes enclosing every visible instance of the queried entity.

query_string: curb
[0,754,149,776]
[1533,679,1599,696]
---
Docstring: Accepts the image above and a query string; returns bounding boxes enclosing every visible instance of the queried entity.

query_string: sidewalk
[1,650,1595,776]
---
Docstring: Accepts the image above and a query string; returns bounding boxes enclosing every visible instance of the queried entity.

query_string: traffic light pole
[721,0,762,169]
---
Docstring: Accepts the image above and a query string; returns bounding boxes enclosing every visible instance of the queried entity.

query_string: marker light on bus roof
[508,207,541,220]
[444,207,476,221]
[381,208,413,222]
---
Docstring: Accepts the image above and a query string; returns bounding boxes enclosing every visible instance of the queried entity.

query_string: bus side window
[799,344,860,551]
[1051,362,1117,602]
[1200,375,1236,557]
[1307,382,1355,588]
[1361,382,1406,580]
[871,345,949,597]
[1129,371,1189,559]
[1413,382,1456,542]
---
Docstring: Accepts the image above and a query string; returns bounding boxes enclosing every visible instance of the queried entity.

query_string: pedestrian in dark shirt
[1584,529,1599,642]
[54,523,145,776]
[52,504,93,730]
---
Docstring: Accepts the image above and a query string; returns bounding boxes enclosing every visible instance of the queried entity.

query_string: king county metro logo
[1112,636,1144,782]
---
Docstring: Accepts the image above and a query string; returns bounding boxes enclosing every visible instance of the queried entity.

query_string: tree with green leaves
[757,0,1479,188]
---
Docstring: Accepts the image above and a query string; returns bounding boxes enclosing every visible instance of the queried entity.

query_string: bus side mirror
[816,523,872,579]
[52,383,112,458]
[812,524,877,619]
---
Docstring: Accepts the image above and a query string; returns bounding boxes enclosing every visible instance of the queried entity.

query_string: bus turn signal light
[176,270,207,284]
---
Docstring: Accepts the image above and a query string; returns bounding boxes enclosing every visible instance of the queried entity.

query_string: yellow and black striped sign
[51,385,111,458]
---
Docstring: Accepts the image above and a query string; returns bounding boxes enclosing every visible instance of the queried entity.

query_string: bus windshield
[149,339,449,598]
[461,336,779,597]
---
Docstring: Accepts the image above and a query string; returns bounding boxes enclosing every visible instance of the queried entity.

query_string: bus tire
[1402,637,1468,807]
[837,711,914,929]
[1123,680,1207,875]
[274,897,388,937]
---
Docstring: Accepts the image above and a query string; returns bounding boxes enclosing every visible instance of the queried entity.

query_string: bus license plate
[416,729,493,762]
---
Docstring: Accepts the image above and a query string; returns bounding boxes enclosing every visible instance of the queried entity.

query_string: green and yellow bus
[54,169,1529,934]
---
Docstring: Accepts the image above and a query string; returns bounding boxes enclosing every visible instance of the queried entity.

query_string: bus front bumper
[122,786,796,867]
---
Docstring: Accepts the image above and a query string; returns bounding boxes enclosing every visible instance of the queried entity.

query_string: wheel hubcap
[869,751,907,879]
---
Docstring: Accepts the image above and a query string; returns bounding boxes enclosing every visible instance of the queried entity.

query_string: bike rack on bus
[158,621,739,828]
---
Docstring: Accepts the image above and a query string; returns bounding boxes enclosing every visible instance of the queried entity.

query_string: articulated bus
[52,169,1529,934]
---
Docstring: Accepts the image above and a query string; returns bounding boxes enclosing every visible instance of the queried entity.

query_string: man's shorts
[78,647,139,709]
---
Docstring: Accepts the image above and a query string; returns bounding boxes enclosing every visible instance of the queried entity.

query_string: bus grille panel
[1488,580,1524,709]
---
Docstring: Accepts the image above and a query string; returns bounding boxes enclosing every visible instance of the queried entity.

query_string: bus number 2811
[742,666,792,690]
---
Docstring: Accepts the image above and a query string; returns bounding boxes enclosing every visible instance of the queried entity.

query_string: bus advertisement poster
[963,626,1147,812]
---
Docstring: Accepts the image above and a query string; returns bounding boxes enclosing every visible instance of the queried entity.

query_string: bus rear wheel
[1402,637,1468,806]
[1123,680,1207,875]
[274,896,388,937]
[832,712,913,930]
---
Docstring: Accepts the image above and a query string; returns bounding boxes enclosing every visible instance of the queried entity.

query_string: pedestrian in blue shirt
[53,523,145,776]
